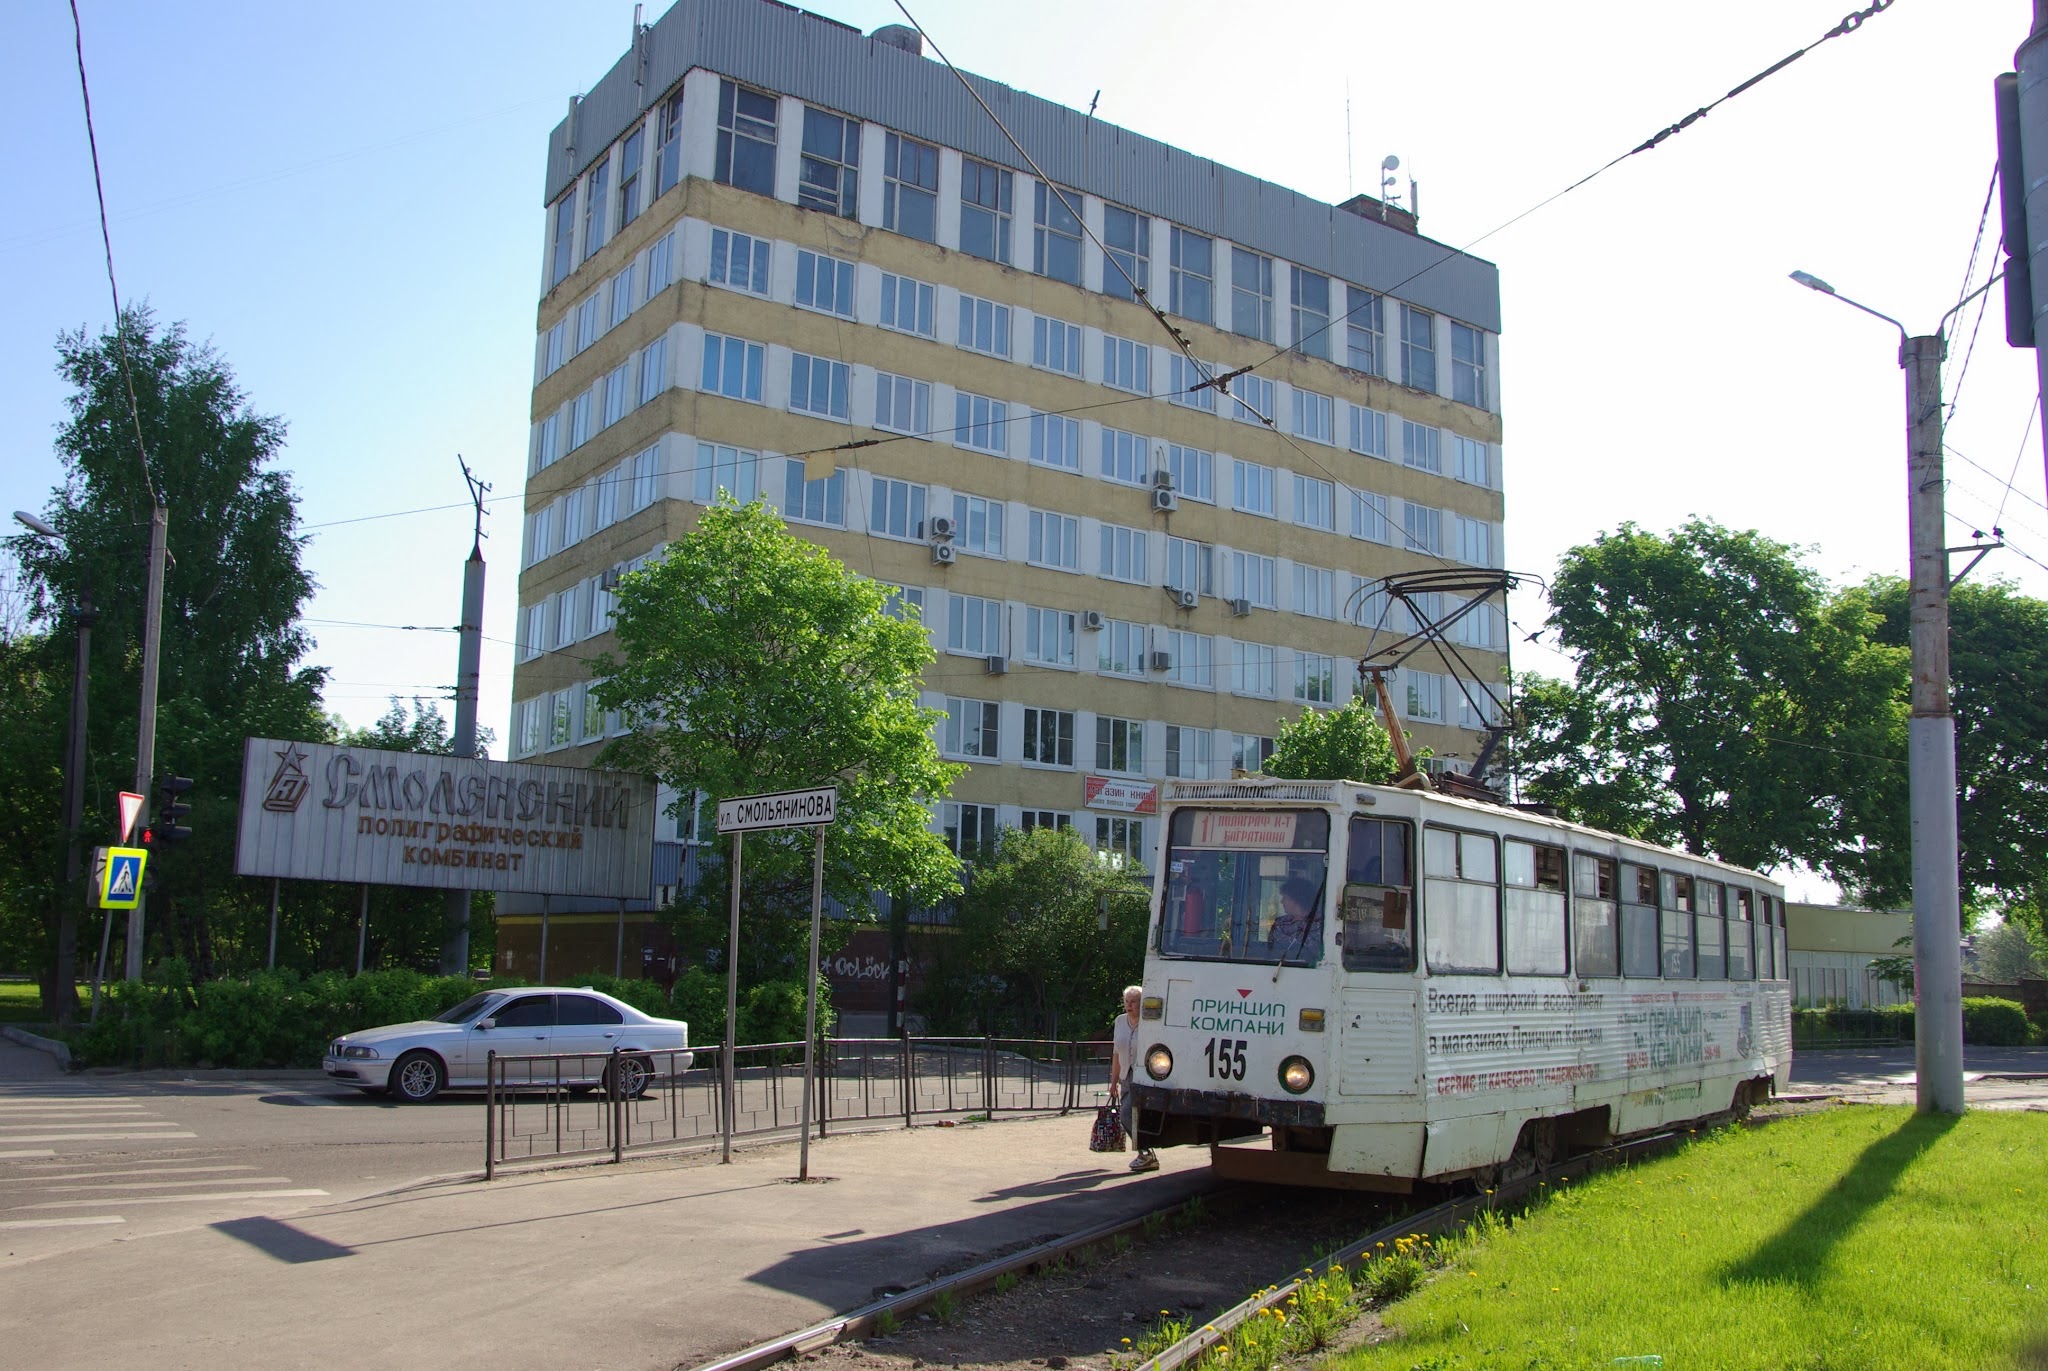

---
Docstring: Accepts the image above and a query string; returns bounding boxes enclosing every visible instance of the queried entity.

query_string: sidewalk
[1788,1045,2048,1107]
[0,1112,1207,1371]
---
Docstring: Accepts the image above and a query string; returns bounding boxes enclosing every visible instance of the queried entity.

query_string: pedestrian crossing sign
[98,846,147,910]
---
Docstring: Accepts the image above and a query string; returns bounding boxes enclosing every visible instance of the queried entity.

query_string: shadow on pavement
[973,1168,1122,1204]
[212,1216,357,1264]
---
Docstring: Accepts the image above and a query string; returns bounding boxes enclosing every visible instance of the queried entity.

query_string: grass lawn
[0,981,93,1025]
[1340,1106,2048,1371]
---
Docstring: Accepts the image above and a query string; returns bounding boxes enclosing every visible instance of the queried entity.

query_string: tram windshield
[1159,809,1330,965]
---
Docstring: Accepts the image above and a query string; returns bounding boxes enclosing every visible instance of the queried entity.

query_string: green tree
[590,498,963,986]
[1264,694,1402,784]
[1515,519,1907,874]
[926,826,1150,1037]
[1967,917,2044,985]
[6,308,327,1015]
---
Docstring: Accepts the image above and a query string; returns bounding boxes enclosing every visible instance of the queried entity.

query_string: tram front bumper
[1130,1083,1324,1130]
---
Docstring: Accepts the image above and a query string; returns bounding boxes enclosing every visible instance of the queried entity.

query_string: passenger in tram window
[1270,876,1321,956]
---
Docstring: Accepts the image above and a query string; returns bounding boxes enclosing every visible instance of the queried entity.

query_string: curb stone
[2,1024,74,1067]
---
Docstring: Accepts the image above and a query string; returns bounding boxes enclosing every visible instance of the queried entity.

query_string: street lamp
[11,511,95,1025]
[1787,269,2003,1116]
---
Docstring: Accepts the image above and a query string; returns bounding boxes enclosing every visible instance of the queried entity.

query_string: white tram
[1129,777,1793,1190]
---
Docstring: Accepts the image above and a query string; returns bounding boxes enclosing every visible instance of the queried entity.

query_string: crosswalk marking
[0,1216,126,1230]
[42,1177,294,1192]
[0,1164,255,1183]
[0,1150,57,1160]
[0,1121,183,1131]
[18,1188,329,1209]
[0,1132,198,1144]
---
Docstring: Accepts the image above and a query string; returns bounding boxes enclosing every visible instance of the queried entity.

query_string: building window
[1294,652,1336,704]
[942,697,1000,759]
[550,186,577,287]
[517,697,545,755]
[782,459,847,524]
[1028,510,1080,570]
[701,334,765,403]
[1103,336,1150,394]
[1165,724,1212,778]
[883,584,926,622]
[1023,707,1075,767]
[709,228,770,295]
[1231,550,1277,608]
[1231,733,1274,774]
[1292,473,1335,531]
[1021,809,1072,833]
[1403,503,1443,557]
[1401,303,1437,392]
[645,230,675,299]
[1230,247,1275,342]
[946,594,1004,655]
[1234,642,1278,698]
[1099,524,1148,584]
[953,392,1009,454]
[958,157,1012,262]
[1229,372,1274,425]
[1351,489,1391,544]
[1453,435,1492,488]
[575,294,602,353]
[1103,205,1149,301]
[610,267,637,327]
[540,321,566,380]
[1293,390,1335,445]
[1033,316,1083,376]
[715,79,778,196]
[531,413,560,473]
[656,89,685,198]
[1095,816,1146,872]
[951,494,1005,556]
[638,337,667,406]
[1029,412,1081,471]
[602,362,630,428]
[874,373,931,434]
[957,295,1012,357]
[618,124,645,229]
[569,391,593,449]
[795,250,856,317]
[797,108,860,217]
[1164,536,1214,598]
[1290,269,1331,360]
[1403,669,1445,722]
[943,803,998,856]
[1100,427,1148,486]
[521,601,548,660]
[628,446,659,514]
[1166,353,1217,412]
[1451,322,1486,408]
[1034,183,1084,284]
[1293,563,1335,619]
[1096,717,1144,775]
[880,272,936,337]
[1165,444,1212,503]
[1097,619,1146,677]
[582,161,608,261]
[884,132,939,241]
[1231,459,1275,517]
[790,353,851,420]
[1403,420,1441,474]
[1456,516,1500,568]
[1169,227,1214,323]
[1349,404,1389,458]
[1022,606,1077,666]
[869,476,926,540]
[1162,630,1212,689]
[695,442,760,504]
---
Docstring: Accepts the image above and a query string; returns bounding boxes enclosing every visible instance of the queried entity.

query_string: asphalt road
[0,1036,484,1266]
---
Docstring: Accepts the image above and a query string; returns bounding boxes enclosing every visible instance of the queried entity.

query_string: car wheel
[609,1054,654,1101]
[389,1051,446,1103]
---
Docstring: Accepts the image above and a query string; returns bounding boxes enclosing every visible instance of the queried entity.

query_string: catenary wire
[1943,234,1999,428]
[1992,396,2042,530]
[1949,436,2048,517]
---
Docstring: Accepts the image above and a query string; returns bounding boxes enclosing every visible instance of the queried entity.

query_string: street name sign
[717,786,838,833]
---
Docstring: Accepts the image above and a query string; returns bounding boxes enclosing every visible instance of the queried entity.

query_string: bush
[1961,997,2030,1046]
[669,965,832,1046]
[1791,1003,1913,1046]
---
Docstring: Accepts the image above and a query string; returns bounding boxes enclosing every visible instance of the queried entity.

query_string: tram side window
[1660,872,1695,978]
[1342,816,1415,972]
[1695,880,1726,979]
[1573,853,1620,977]
[1503,839,1568,975]
[1423,828,1499,973]
[1728,887,1756,980]
[1620,863,1660,978]
[1767,894,1787,980]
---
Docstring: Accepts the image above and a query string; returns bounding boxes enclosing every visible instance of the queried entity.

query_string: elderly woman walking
[1109,984,1158,1172]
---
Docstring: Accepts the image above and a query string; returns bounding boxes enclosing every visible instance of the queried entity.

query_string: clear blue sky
[5,0,2043,812]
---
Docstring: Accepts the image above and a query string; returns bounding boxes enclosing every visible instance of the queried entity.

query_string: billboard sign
[234,738,656,899]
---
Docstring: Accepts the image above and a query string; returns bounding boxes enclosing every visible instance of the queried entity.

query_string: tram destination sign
[233,738,656,899]
[718,786,838,833]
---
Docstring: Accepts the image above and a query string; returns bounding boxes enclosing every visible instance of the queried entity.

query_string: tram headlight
[1278,1055,1314,1095]
[1144,1045,1173,1080]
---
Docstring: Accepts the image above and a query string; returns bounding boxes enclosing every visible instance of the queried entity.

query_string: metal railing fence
[485,1035,1111,1177]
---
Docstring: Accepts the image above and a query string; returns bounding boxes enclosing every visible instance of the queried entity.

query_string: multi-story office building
[503,0,1506,975]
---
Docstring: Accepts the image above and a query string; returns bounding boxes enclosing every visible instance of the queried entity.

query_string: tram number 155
[1203,1037,1248,1081]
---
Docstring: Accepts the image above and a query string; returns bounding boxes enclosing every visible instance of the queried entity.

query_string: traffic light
[153,775,194,848]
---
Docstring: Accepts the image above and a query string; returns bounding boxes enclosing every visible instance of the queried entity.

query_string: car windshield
[1158,808,1331,965]
[434,992,497,1024]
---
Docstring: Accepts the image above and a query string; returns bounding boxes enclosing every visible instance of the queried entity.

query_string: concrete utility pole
[2013,1,2048,486]
[442,457,489,975]
[126,502,167,982]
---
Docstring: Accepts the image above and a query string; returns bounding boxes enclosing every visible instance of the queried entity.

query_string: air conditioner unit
[926,514,957,541]
[1151,489,1179,514]
[1227,597,1252,617]
[1149,650,1173,672]
[599,565,623,591]
[1170,587,1199,611]
[984,655,1008,675]
[1152,469,1175,491]
[1081,609,1106,632]
[931,542,957,566]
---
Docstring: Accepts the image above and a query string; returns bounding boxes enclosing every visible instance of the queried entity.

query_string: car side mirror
[476,1018,496,1031]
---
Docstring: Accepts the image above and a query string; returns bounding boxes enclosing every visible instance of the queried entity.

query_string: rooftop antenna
[1086,89,1100,122]
[1379,154,1401,221]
